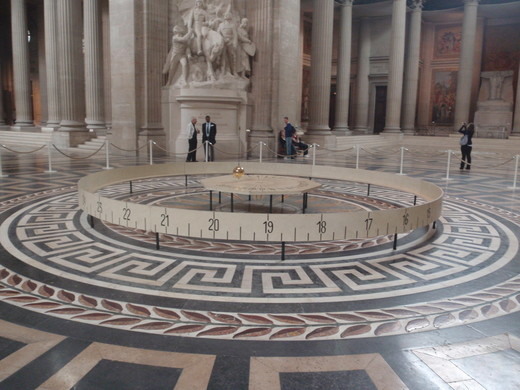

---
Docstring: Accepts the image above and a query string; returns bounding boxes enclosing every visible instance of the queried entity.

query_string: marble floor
[0,137,519,389]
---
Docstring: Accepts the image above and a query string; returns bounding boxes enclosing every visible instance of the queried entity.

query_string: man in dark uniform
[202,115,217,161]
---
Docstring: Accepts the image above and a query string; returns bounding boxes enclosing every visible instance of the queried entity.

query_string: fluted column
[57,0,86,135]
[513,61,520,135]
[84,0,105,129]
[11,0,33,127]
[401,0,424,134]
[454,0,480,126]
[249,0,274,157]
[354,17,370,133]
[383,0,407,133]
[44,0,60,128]
[307,0,334,134]
[333,0,354,134]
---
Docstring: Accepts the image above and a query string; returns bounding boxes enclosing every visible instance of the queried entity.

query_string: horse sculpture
[190,25,225,82]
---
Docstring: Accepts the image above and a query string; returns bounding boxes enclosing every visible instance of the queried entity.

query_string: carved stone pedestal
[474,100,512,139]
[161,87,249,161]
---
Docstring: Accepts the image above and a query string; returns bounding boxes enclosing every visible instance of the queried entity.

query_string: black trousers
[460,145,472,169]
[186,139,197,162]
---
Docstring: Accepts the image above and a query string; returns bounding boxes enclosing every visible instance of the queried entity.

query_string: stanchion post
[355,145,360,169]
[45,142,57,173]
[398,147,406,175]
[205,141,209,162]
[149,140,154,165]
[0,149,8,178]
[312,143,319,166]
[259,141,264,163]
[103,138,112,170]
[444,150,452,181]
[510,155,519,190]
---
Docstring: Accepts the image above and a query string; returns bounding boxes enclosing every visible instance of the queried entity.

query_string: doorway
[373,86,387,134]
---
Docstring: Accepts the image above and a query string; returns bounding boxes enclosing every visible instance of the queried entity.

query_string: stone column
[84,0,105,130]
[354,17,370,133]
[307,0,334,136]
[512,61,520,136]
[333,0,354,135]
[383,0,407,133]
[44,0,60,129]
[138,0,168,155]
[249,0,275,156]
[454,0,480,126]
[11,0,33,127]
[401,0,424,134]
[0,62,5,126]
[57,0,88,146]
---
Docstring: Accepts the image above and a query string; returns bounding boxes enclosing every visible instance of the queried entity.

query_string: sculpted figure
[187,0,209,56]
[236,18,255,78]
[162,25,193,86]
[218,13,238,76]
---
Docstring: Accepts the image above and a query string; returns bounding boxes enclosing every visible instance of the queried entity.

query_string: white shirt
[187,122,196,139]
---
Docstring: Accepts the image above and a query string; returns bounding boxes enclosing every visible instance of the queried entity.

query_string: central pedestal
[161,87,250,160]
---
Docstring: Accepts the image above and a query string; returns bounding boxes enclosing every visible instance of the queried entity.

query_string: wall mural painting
[431,70,457,125]
[434,25,462,58]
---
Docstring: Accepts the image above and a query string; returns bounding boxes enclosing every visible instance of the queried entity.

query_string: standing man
[186,117,200,162]
[202,115,217,161]
[283,116,296,159]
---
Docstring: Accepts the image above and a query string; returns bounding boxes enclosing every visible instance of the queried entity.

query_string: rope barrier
[360,147,401,157]
[0,144,47,154]
[320,146,355,153]
[52,142,105,160]
[453,155,515,169]
[110,142,148,152]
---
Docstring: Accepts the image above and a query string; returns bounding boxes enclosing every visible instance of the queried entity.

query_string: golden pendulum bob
[233,165,245,178]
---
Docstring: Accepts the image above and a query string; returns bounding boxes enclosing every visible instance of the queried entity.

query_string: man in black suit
[202,115,217,161]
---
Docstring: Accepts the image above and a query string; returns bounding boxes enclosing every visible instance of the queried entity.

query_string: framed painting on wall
[431,70,457,125]
[434,25,462,59]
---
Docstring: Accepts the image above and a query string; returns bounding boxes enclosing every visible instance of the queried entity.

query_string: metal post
[45,142,57,173]
[156,232,160,250]
[445,150,452,180]
[210,190,213,210]
[312,143,318,166]
[103,138,112,170]
[0,149,8,178]
[281,241,286,261]
[511,155,519,190]
[259,141,264,163]
[185,175,188,187]
[130,181,133,194]
[269,195,273,213]
[149,140,154,165]
[413,195,417,205]
[355,145,360,169]
[393,233,397,250]
[398,146,406,175]
[219,192,222,203]
[367,184,371,196]
[205,141,209,162]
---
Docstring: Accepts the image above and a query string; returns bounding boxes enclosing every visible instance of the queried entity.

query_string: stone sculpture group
[162,0,256,89]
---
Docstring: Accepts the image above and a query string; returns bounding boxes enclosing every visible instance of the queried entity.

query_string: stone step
[76,135,107,150]
[0,130,53,148]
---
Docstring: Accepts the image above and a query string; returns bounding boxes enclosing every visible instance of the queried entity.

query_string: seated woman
[278,130,309,158]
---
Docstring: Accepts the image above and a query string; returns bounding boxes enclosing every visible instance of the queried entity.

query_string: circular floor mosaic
[0,178,519,341]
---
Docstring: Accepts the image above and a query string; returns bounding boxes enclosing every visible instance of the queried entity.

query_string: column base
[401,127,415,135]
[12,121,34,127]
[54,130,94,148]
[382,126,402,133]
[332,126,352,135]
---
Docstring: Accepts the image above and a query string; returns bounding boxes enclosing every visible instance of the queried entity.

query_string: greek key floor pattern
[0,142,519,389]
